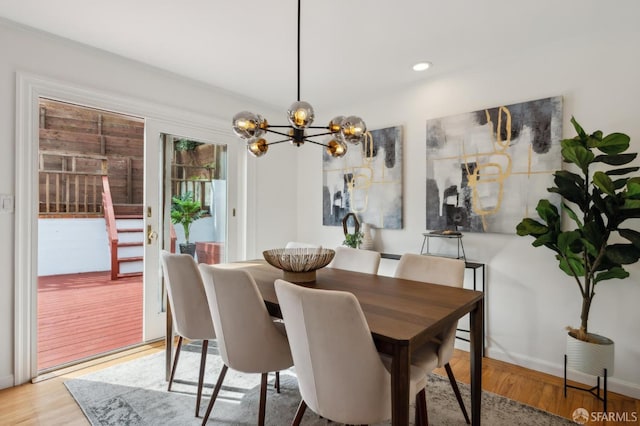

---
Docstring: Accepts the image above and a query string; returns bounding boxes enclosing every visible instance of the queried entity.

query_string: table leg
[470,299,484,425]
[165,299,173,381]
[390,344,410,425]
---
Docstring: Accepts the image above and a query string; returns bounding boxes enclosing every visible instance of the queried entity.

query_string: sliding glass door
[142,120,239,341]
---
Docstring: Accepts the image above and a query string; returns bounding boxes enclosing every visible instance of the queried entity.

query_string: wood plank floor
[38,272,143,371]
[1,344,637,425]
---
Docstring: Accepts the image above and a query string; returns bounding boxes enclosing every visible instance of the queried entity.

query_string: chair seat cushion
[410,341,439,372]
[379,354,428,395]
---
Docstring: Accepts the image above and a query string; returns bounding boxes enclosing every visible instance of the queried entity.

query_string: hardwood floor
[0,346,637,425]
[0,342,163,425]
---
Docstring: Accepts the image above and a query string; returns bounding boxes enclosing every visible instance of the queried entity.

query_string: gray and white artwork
[323,126,403,229]
[426,96,563,234]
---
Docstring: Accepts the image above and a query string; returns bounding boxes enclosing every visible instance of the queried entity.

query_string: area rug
[65,342,574,425]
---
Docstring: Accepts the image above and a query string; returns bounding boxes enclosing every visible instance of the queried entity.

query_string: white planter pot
[566,332,614,376]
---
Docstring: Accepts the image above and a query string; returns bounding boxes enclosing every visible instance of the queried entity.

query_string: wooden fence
[39,152,108,215]
[39,98,144,216]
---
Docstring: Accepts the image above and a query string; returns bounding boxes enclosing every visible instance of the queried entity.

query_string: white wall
[0,19,295,388]
[38,219,110,275]
[296,29,640,398]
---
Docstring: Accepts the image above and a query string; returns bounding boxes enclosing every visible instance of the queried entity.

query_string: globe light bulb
[247,138,268,157]
[287,101,315,129]
[232,111,265,139]
[329,116,345,134]
[341,116,367,144]
[326,139,347,158]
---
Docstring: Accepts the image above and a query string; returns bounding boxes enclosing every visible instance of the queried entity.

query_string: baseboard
[0,374,14,390]
[485,347,640,400]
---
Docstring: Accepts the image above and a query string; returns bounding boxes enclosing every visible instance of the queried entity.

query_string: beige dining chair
[395,253,470,424]
[160,251,216,417]
[285,241,322,249]
[198,265,293,426]
[329,245,381,274]
[274,279,429,425]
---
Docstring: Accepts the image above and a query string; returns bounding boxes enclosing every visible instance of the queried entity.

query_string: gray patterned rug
[65,342,574,425]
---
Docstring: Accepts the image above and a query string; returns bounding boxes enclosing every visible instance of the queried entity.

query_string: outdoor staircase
[102,176,146,280]
[113,204,144,278]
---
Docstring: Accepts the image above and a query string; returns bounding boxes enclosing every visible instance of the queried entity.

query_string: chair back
[395,253,465,287]
[199,265,292,373]
[285,241,322,249]
[275,279,392,424]
[329,246,381,274]
[160,251,215,340]
[395,253,465,364]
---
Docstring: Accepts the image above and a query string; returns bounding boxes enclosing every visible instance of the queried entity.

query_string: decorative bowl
[263,248,335,283]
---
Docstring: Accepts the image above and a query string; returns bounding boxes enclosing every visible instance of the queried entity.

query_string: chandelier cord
[297,0,301,102]
[231,0,366,157]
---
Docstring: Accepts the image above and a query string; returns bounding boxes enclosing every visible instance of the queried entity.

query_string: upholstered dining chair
[395,253,470,424]
[285,241,322,249]
[328,245,381,274]
[160,250,216,417]
[274,279,429,426]
[198,265,293,426]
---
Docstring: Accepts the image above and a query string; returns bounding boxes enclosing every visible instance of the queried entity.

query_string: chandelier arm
[305,131,334,138]
[303,138,330,148]
[265,139,292,146]
[306,125,331,129]
[264,128,294,138]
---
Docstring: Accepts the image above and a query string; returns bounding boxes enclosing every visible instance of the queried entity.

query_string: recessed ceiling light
[413,62,432,72]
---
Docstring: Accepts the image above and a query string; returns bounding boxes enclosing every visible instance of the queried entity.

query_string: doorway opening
[37,98,145,373]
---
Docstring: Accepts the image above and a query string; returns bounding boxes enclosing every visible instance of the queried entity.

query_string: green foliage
[343,232,364,249]
[516,117,640,340]
[175,138,202,152]
[170,191,204,244]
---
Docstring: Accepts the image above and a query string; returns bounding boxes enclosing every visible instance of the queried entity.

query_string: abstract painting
[426,96,562,234]
[323,126,403,229]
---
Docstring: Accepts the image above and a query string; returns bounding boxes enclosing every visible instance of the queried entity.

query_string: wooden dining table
[165,260,484,426]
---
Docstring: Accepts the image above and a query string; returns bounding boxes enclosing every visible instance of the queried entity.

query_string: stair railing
[102,176,120,280]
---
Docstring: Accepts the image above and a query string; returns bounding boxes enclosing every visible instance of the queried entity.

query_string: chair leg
[201,364,228,425]
[444,363,470,424]
[195,340,209,417]
[275,371,281,393]
[415,388,428,426]
[292,399,307,426]
[258,373,268,426]
[167,336,183,391]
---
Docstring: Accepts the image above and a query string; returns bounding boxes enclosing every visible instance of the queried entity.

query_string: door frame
[143,121,241,340]
[14,72,245,384]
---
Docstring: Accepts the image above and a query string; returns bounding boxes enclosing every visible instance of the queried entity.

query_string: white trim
[14,72,247,385]
[0,374,14,390]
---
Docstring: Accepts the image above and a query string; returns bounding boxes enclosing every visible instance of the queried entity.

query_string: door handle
[147,225,158,245]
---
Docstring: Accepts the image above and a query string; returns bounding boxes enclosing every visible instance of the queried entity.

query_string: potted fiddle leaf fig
[171,191,205,257]
[516,117,640,376]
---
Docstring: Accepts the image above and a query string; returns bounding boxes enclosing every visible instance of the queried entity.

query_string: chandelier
[231,0,366,158]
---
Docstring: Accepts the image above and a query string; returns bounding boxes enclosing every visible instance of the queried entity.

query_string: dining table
[165,259,484,426]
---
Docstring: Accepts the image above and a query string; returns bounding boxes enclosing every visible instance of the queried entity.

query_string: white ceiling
[1,1,638,110]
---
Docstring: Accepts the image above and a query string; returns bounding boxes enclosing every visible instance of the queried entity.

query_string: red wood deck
[37,271,143,371]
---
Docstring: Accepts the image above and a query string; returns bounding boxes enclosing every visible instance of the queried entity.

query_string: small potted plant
[343,231,364,249]
[516,117,640,376]
[171,191,205,257]
[341,212,363,248]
